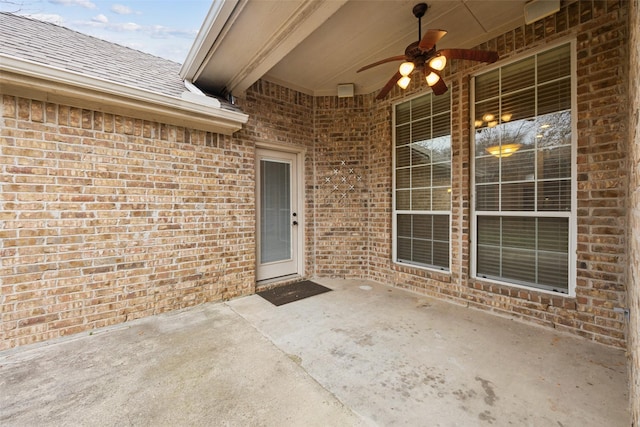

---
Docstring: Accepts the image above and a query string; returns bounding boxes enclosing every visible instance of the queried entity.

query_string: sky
[0,0,213,63]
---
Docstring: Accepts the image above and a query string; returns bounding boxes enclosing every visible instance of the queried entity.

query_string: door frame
[255,143,305,282]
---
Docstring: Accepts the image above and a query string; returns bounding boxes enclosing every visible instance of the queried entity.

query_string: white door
[256,149,302,281]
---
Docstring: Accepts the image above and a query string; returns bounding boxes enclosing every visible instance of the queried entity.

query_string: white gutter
[180,0,241,81]
[1,54,248,135]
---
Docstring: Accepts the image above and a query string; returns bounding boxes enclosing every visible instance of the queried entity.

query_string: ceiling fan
[357,2,499,99]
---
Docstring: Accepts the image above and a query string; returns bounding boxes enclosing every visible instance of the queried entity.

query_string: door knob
[292,221,298,226]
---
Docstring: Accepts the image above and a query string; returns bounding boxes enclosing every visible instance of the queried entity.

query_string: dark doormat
[257,280,332,306]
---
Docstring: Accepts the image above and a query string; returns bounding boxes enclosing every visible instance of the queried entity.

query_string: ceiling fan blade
[438,49,499,63]
[376,71,403,100]
[357,55,407,73]
[431,77,448,95]
[424,67,448,95]
[418,29,447,51]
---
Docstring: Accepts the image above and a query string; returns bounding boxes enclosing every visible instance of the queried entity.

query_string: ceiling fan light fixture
[426,72,440,86]
[429,55,446,71]
[397,76,412,89]
[399,61,415,76]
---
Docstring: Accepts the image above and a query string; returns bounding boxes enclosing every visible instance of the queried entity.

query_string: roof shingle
[0,12,186,98]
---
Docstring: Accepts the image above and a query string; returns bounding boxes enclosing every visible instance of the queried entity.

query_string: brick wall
[313,96,372,278]
[364,0,630,348]
[0,96,255,350]
[1,1,632,356]
[627,0,639,423]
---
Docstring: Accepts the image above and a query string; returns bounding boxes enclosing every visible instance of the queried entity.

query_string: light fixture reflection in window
[485,143,522,158]
[482,113,495,122]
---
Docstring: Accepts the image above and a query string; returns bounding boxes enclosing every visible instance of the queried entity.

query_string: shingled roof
[0,12,185,98]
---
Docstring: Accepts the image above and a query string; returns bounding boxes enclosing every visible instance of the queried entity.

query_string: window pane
[502,248,536,283]
[396,168,410,189]
[538,44,571,84]
[412,95,431,119]
[502,182,535,211]
[396,145,410,168]
[398,237,411,260]
[412,119,430,143]
[412,188,430,210]
[432,163,450,186]
[536,111,571,149]
[476,184,499,210]
[396,103,410,124]
[475,69,499,101]
[538,252,568,290]
[477,216,500,245]
[477,245,500,277]
[502,57,535,94]
[538,146,571,179]
[396,190,410,209]
[501,150,535,182]
[538,79,571,115]
[538,217,568,252]
[502,217,535,249]
[411,142,431,165]
[433,241,449,268]
[432,187,451,210]
[502,88,535,122]
[432,112,450,138]
[433,215,449,240]
[412,165,431,187]
[432,92,450,115]
[397,214,411,237]
[413,239,431,265]
[413,215,432,240]
[537,179,571,211]
[475,156,499,184]
[475,99,500,131]
[502,119,538,150]
[431,136,451,162]
[396,124,410,145]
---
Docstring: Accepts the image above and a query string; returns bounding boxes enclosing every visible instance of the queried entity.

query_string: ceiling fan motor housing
[412,3,428,19]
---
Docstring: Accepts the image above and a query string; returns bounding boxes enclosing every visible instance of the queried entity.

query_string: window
[394,92,451,270]
[472,43,574,294]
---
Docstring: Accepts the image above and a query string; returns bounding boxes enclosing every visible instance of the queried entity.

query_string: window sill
[470,276,576,307]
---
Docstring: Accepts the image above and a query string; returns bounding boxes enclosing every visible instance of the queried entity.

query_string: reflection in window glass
[473,42,573,293]
[394,92,451,270]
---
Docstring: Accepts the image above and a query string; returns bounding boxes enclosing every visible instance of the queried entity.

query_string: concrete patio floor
[0,278,629,426]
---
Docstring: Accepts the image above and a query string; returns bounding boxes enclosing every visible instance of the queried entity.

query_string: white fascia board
[1,54,248,135]
[180,0,240,81]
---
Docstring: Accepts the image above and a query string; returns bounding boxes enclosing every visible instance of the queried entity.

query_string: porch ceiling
[182,0,528,98]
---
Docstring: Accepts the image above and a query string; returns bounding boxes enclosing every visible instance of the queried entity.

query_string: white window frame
[392,92,452,272]
[470,38,577,296]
